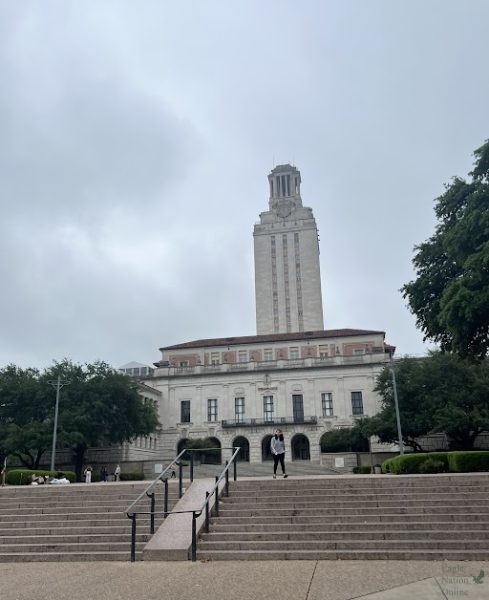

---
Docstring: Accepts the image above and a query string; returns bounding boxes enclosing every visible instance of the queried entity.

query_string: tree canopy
[0,360,160,479]
[402,140,489,359]
[364,352,489,451]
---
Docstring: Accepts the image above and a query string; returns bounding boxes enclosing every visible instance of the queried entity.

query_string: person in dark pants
[271,429,288,479]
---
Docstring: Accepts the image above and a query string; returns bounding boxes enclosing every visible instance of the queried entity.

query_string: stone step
[230,477,489,489]
[199,529,489,541]
[0,551,134,562]
[218,498,488,508]
[0,517,156,528]
[209,520,489,532]
[0,541,143,553]
[0,495,179,508]
[0,513,150,524]
[211,512,487,524]
[196,549,489,561]
[0,533,149,545]
[0,525,150,536]
[217,505,487,516]
[0,506,162,517]
[197,539,489,551]
[223,486,489,502]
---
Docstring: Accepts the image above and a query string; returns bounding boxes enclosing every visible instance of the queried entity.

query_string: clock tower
[254,164,324,335]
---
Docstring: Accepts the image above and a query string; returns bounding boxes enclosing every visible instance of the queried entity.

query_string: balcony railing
[221,416,318,428]
[161,352,387,377]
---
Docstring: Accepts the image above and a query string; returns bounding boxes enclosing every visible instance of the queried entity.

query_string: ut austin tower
[254,164,324,335]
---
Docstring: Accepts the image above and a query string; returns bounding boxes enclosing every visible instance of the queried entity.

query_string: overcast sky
[1,1,488,370]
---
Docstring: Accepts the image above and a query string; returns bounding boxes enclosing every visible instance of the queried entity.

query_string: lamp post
[48,375,71,471]
[389,351,404,455]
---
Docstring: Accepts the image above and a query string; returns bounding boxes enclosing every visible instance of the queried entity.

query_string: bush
[381,451,489,474]
[418,458,447,474]
[447,451,489,473]
[120,472,144,481]
[352,466,372,474]
[6,469,76,485]
[381,453,449,474]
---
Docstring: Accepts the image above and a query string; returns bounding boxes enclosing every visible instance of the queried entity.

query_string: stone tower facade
[254,164,324,334]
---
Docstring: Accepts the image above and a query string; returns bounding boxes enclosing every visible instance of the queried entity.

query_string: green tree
[320,426,369,453]
[368,353,489,451]
[402,140,489,359]
[41,360,160,480]
[0,360,160,479]
[0,365,52,469]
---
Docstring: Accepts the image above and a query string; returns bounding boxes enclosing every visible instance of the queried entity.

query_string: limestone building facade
[148,329,391,464]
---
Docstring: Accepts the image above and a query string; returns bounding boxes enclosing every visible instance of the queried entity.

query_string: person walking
[271,429,288,479]
[114,464,121,482]
[83,465,92,483]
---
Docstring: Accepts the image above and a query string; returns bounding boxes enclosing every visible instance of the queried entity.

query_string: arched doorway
[232,436,250,462]
[291,433,310,460]
[202,437,222,464]
[261,435,274,461]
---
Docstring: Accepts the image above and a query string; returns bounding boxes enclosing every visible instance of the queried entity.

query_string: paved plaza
[2,560,489,600]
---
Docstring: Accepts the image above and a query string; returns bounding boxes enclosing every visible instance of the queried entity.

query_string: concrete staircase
[0,481,180,562]
[198,474,489,560]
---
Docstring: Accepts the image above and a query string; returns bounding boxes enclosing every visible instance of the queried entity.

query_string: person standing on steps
[271,429,288,479]
[83,465,92,483]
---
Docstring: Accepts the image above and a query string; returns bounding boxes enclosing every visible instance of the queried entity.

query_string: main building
[121,165,392,467]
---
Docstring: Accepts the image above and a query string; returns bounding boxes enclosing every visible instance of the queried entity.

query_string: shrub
[6,469,76,485]
[381,453,449,474]
[381,451,489,474]
[447,451,489,473]
[120,472,144,481]
[418,458,447,474]
[352,466,371,474]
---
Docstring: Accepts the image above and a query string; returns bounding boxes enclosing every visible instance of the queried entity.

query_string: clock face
[277,201,293,218]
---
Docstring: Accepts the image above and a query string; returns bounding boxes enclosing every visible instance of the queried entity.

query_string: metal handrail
[126,448,188,517]
[125,446,240,562]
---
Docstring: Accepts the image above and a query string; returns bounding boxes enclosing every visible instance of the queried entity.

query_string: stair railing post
[129,513,137,562]
[214,475,219,517]
[148,492,155,534]
[164,478,169,517]
[205,491,210,533]
[225,460,229,497]
[191,511,197,562]
[179,461,183,498]
[233,450,237,481]
[190,451,194,482]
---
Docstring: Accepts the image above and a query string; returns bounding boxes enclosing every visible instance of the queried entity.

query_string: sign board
[334,457,345,468]
[154,464,163,473]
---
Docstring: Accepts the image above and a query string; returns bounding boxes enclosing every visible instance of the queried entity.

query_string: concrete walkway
[2,560,488,600]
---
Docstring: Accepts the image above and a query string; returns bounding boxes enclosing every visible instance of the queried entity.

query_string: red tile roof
[160,328,386,351]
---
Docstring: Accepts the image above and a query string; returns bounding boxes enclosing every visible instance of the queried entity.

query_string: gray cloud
[1,0,488,368]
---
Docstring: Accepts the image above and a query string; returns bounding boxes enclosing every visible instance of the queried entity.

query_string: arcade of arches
[177,434,311,464]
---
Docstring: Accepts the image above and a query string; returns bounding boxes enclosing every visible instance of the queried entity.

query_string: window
[354,349,364,356]
[263,395,274,422]
[321,392,333,417]
[235,397,245,423]
[292,394,304,422]
[264,349,273,362]
[351,392,364,415]
[207,399,218,422]
[179,360,189,367]
[290,347,299,360]
[210,352,219,365]
[180,400,191,423]
[238,350,247,363]
[319,345,329,359]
